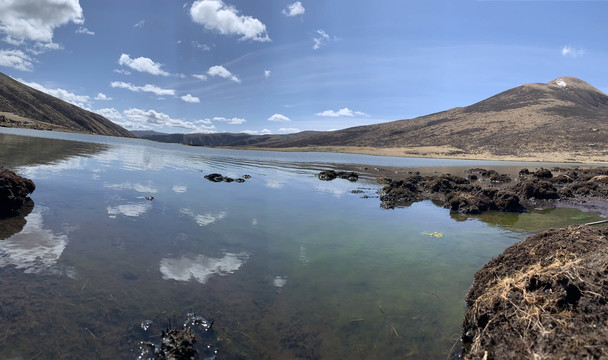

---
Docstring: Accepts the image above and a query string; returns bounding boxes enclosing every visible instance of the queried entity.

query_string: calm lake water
[0,128,603,359]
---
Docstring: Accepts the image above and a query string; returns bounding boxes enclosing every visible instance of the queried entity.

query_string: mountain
[142,76,608,160]
[0,73,134,137]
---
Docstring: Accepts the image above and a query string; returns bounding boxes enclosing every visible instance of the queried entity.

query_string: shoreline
[224,145,608,164]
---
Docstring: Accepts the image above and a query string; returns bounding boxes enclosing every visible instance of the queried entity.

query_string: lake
[0,128,603,359]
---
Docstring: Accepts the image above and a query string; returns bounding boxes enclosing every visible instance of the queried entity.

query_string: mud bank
[461,225,608,359]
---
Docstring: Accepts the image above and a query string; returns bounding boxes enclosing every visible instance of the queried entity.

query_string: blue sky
[0,0,607,135]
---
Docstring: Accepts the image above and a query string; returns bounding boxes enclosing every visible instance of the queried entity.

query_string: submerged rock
[462,225,608,359]
[204,173,224,182]
[0,167,36,217]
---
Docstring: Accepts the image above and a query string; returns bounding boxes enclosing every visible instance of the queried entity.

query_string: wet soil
[462,225,608,359]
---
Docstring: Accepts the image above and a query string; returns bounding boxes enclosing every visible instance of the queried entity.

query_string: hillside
[0,73,134,137]
[142,76,608,162]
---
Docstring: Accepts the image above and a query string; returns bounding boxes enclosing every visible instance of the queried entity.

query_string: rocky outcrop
[462,226,608,359]
[204,173,247,183]
[317,170,359,182]
[0,167,35,217]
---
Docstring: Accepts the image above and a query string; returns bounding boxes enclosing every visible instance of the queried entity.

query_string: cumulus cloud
[283,2,305,17]
[95,108,123,120]
[207,65,240,83]
[75,27,94,35]
[193,74,208,81]
[190,0,270,42]
[279,128,300,133]
[110,81,175,96]
[0,49,33,71]
[316,107,368,117]
[20,79,90,108]
[181,94,200,103]
[268,113,290,122]
[561,45,585,58]
[0,0,83,44]
[95,92,111,101]
[264,70,271,79]
[312,29,330,50]
[123,108,216,132]
[118,54,170,76]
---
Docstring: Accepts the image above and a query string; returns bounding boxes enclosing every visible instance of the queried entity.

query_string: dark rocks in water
[462,225,608,359]
[0,167,36,217]
[422,174,470,194]
[514,179,559,199]
[204,173,224,182]
[465,168,511,183]
[534,167,553,178]
[519,168,530,176]
[160,327,197,360]
[318,170,359,182]
[242,174,252,179]
[145,195,154,201]
[446,188,524,214]
[204,173,245,183]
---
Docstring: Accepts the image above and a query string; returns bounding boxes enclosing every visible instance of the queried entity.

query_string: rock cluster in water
[378,167,608,214]
[317,170,359,182]
[0,167,36,217]
[461,225,608,359]
[204,173,250,183]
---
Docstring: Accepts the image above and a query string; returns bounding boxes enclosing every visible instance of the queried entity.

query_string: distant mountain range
[138,76,608,159]
[0,72,133,137]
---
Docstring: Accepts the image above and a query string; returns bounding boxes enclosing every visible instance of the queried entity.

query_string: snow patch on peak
[555,79,567,87]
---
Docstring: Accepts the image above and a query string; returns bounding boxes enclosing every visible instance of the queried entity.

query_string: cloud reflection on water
[180,208,227,226]
[159,252,249,284]
[107,202,151,218]
[0,208,70,275]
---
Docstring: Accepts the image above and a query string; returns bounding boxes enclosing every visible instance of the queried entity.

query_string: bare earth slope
[0,72,134,137]
[142,76,608,162]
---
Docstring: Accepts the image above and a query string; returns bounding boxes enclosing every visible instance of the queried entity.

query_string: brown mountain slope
[257,77,608,159]
[0,72,134,137]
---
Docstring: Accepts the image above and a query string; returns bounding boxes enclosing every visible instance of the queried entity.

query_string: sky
[0,0,607,135]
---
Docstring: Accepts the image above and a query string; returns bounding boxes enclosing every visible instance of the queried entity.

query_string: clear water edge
[0,128,604,359]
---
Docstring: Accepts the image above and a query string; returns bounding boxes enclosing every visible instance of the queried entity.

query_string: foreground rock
[462,225,608,359]
[0,167,35,217]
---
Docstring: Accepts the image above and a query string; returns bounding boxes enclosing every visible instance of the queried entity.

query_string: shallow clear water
[0,129,603,359]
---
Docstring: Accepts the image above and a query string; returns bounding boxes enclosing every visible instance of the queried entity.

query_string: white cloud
[268,113,290,122]
[20,79,90,108]
[75,27,94,35]
[123,108,216,133]
[0,0,83,44]
[113,69,131,75]
[279,128,300,133]
[283,2,305,17]
[192,41,211,51]
[193,74,208,81]
[181,94,200,103]
[134,20,145,28]
[95,108,123,120]
[561,45,585,58]
[211,116,246,125]
[207,65,241,83]
[95,92,111,101]
[190,0,270,42]
[312,29,330,50]
[0,49,33,71]
[316,107,368,117]
[118,54,170,76]
[243,129,271,135]
[110,81,175,96]
[264,70,271,79]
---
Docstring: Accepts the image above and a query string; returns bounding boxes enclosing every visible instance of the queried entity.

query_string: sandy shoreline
[226,145,608,164]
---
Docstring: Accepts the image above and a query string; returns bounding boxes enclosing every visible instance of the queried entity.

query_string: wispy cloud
[118,54,170,76]
[110,81,175,96]
[561,45,585,58]
[193,74,208,81]
[20,79,90,108]
[123,108,216,132]
[312,29,330,50]
[264,70,271,79]
[207,65,241,83]
[75,27,95,36]
[190,0,270,42]
[134,20,145,28]
[316,107,368,117]
[279,128,300,133]
[283,2,305,17]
